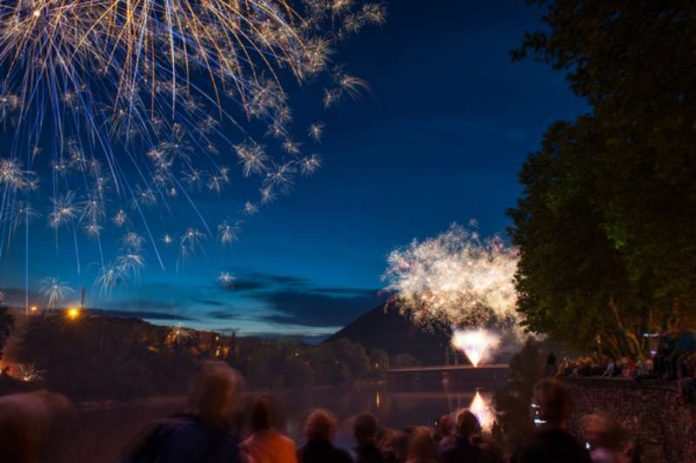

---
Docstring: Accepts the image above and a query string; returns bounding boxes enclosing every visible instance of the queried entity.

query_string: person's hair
[533,379,573,425]
[407,426,437,461]
[455,410,481,438]
[250,396,274,432]
[189,361,243,426]
[582,413,622,450]
[378,428,409,461]
[354,413,379,441]
[304,409,337,441]
[436,414,453,434]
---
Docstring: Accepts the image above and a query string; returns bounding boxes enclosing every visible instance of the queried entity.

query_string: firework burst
[382,223,521,330]
[40,276,74,309]
[0,0,385,295]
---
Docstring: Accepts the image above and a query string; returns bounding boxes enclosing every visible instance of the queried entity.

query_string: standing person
[440,410,481,463]
[298,409,352,463]
[121,361,244,463]
[405,427,440,463]
[434,415,455,451]
[242,396,297,463]
[546,351,557,377]
[354,413,384,463]
[516,379,591,463]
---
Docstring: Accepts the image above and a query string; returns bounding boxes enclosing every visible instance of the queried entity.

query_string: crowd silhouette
[0,361,645,463]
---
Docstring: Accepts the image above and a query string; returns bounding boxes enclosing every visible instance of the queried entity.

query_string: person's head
[455,410,481,439]
[0,391,75,463]
[354,413,379,445]
[189,361,243,427]
[378,428,409,462]
[531,379,573,429]
[304,409,337,442]
[250,396,275,433]
[435,414,453,436]
[582,413,622,450]
[407,426,437,461]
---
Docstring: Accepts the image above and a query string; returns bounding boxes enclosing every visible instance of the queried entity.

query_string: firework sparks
[217,272,235,289]
[218,221,241,246]
[40,277,74,310]
[0,0,386,293]
[451,329,500,367]
[14,363,44,383]
[166,323,195,346]
[382,223,520,329]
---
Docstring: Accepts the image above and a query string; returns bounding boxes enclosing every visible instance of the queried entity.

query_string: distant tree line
[7,312,411,400]
[509,1,696,357]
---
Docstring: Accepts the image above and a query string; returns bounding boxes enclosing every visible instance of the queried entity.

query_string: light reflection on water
[57,383,495,462]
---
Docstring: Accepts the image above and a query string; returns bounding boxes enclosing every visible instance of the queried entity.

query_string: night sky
[0,0,586,338]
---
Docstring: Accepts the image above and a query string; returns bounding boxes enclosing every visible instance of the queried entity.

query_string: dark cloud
[207,310,239,320]
[252,273,308,287]
[102,298,182,313]
[219,271,310,293]
[311,287,379,297]
[225,278,268,292]
[256,288,381,327]
[239,332,330,344]
[90,309,192,321]
[196,299,225,307]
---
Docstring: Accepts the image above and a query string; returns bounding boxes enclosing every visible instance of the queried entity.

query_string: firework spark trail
[0,0,386,296]
[383,223,520,329]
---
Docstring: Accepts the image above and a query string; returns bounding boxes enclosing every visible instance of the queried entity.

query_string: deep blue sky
[1,0,586,337]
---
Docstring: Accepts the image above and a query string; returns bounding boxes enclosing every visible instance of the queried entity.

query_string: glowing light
[451,329,500,367]
[66,307,80,320]
[166,324,194,345]
[30,305,38,313]
[468,391,494,431]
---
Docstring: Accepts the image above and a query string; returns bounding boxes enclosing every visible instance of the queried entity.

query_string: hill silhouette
[326,304,451,365]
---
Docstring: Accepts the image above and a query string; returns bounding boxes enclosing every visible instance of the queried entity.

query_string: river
[54,383,495,462]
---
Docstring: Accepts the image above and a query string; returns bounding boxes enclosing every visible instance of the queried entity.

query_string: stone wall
[564,379,696,463]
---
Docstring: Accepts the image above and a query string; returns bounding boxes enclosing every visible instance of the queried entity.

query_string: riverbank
[565,378,696,462]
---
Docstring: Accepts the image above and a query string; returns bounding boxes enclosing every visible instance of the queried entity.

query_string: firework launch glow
[0,0,386,296]
[451,329,499,367]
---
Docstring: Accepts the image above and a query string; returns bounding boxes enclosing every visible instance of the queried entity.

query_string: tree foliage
[510,1,696,356]
[0,306,13,360]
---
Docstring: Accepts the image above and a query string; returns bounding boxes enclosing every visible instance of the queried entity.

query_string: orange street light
[66,307,80,320]
[30,306,38,313]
